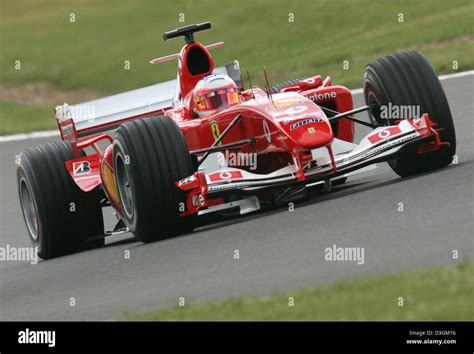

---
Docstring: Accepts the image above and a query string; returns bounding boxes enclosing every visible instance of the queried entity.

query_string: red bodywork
[61,39,356,215]
[61,35,444,219]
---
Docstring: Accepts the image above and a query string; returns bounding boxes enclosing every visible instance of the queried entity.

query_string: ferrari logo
[308,127,316,134]
[210,121,222,145]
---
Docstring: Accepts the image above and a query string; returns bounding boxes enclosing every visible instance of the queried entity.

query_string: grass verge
[1,0,473,134]
[0,101,55,134]
[122,263,474,321]
[1,0,473,92]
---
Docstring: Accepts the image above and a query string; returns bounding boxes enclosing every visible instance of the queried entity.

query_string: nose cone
[280,112,333,149]
[263,93,334,149]
[289,118,333,149]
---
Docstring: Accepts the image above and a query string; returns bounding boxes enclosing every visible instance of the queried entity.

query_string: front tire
[363,50,456,177]
[17,141,104,260]
[113,116,196,243]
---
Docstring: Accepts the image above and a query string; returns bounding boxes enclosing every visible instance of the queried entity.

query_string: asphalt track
[0,74,472,320]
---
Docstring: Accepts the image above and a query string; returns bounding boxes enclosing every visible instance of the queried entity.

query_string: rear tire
[363,50,456,177]
[271,79,302,94]
[17,141,104,260]
[113,116,196,243]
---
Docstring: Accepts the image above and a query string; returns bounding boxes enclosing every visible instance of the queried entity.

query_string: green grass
[0,101,55,134]
[0,0,473,134]
[122,263,474,320]
[1,0,473,92]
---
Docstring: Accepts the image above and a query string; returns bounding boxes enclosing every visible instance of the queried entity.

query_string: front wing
[176,114,445,216]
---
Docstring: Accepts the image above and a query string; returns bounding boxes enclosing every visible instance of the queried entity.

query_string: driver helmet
[193,73,240,117]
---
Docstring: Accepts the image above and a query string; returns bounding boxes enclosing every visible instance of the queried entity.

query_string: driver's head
[193,73,240,117]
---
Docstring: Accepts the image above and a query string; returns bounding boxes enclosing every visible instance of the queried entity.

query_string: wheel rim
[19,177,39,241]
[366,91,388,126]
[115,154,134,218]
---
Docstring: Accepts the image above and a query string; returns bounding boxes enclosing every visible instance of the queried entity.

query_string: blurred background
[0,0,473,134]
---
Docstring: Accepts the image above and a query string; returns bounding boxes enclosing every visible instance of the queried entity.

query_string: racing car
[17,22,456,259]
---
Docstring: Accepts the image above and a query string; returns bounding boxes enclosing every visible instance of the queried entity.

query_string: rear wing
[55,61,241,139]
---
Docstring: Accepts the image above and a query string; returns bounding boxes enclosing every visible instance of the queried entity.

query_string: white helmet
[193,73,240,117]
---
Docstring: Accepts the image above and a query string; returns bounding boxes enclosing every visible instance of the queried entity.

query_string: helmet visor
[195,88,240,111]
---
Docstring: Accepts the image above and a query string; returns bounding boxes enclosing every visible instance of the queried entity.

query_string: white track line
[350,88,364,95]
[350,70,474,95]
[0,130,59,143]
[1,70,473,143]
[438,70,474,80]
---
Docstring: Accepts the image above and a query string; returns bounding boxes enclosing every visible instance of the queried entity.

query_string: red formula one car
[17,22,456,259]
